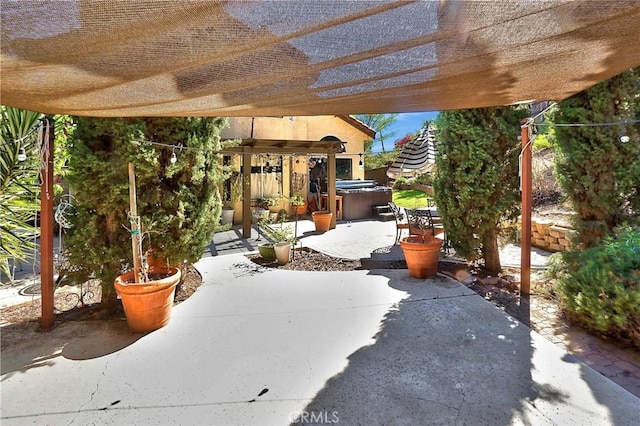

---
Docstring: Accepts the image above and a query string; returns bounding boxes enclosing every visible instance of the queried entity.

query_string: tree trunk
[482,227,501,274]
[101,282,119,310]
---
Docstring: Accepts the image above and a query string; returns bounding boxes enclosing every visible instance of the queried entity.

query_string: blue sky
[370,111,439,153]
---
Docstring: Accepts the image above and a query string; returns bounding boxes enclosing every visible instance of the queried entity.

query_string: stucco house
[220,115,374,222]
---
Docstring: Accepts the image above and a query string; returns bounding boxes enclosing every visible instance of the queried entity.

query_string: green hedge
[551,227,640,349]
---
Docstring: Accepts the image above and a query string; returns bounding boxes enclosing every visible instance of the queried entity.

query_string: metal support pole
[40,118,55,330]
[520,123,532,295]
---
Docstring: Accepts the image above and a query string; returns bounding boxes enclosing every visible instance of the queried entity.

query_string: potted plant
[113,163,182,332]
[63,116,226,320]
[221,205,234,226]
[257,217,295,265]
[311,211,333,233]
[400,209,442,278]
[265,196,282,222]
[289,192,306,215]
[229,172,245,224]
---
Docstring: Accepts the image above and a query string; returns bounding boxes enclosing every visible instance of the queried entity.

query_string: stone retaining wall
[531,219,575,252]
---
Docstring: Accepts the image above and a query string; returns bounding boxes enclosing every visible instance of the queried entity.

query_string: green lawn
[392,189,432,208]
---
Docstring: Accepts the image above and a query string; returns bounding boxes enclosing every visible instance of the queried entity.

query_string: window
[336,158,352,180]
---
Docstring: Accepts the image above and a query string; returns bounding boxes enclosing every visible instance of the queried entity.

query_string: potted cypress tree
[63,116,227,321]
[113,163,182,332]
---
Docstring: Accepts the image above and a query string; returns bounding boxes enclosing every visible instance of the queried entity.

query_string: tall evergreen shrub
[552,67,640,248]
[434,107,528,273]
[64,117,227,308]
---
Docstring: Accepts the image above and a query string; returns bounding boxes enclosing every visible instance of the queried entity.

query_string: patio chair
[388,202,410,244]
[405,208,436,238]
[406,208,449,253]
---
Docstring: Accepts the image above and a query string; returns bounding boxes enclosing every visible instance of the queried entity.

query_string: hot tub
[336,184,392,220]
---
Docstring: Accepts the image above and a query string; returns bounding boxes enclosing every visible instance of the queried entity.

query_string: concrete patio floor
[1,260,638,424]
[1,219,638,424]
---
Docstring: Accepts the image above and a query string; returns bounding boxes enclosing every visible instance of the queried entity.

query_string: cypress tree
[434,107,527,273]
[64,117,227,308]
[552,67,640,248]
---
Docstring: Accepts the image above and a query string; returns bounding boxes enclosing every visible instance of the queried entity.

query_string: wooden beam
[520,122,532,295]
[40,118,55,330]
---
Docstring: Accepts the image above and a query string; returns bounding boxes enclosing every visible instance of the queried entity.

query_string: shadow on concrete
[1,320,145,380]
[61,321,146,361]
[297,267,637,424]
[295,268,567,424]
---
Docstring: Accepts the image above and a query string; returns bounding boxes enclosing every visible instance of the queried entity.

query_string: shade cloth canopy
[387,123,438,179]
[2,0,640,117]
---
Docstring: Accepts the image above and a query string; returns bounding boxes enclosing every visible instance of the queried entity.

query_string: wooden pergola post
[242,147,252,238]
[40,117,55,330]
[520,122,532,295]
[327,150,337,229]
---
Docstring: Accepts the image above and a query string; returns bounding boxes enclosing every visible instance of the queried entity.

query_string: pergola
[220,138,345,238]
[2,0,640,330]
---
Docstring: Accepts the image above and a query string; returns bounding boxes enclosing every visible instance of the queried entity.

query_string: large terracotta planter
[399,236,442,278]
[114,266,181,333]
[312,211,333,233]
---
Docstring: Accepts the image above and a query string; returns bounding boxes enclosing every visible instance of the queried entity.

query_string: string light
[17,147,27,162]
[170,149,177,164]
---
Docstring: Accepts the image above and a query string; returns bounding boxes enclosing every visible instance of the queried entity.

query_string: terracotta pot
[399,236,442,279]
[258,244,276,260]
[274,242,292,265]
[295,203,306,215]
[114,266,181,333]
[312,211,333,233]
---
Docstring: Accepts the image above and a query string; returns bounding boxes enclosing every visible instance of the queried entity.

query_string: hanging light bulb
[17,147,27,162]
[358,153,364,170]
[170,149,177,164]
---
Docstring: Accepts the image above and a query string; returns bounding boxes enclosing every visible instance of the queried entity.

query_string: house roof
[338,115,376,139]
[2,1,640,117]
[387,123,438,178]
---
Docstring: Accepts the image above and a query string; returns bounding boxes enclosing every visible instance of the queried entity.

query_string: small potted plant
[229,172,245,224]
[221,194,234,226]
[311,210,333,233]
[257,217,295,265]
[289,192,306,215]
[400,209,442,278]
